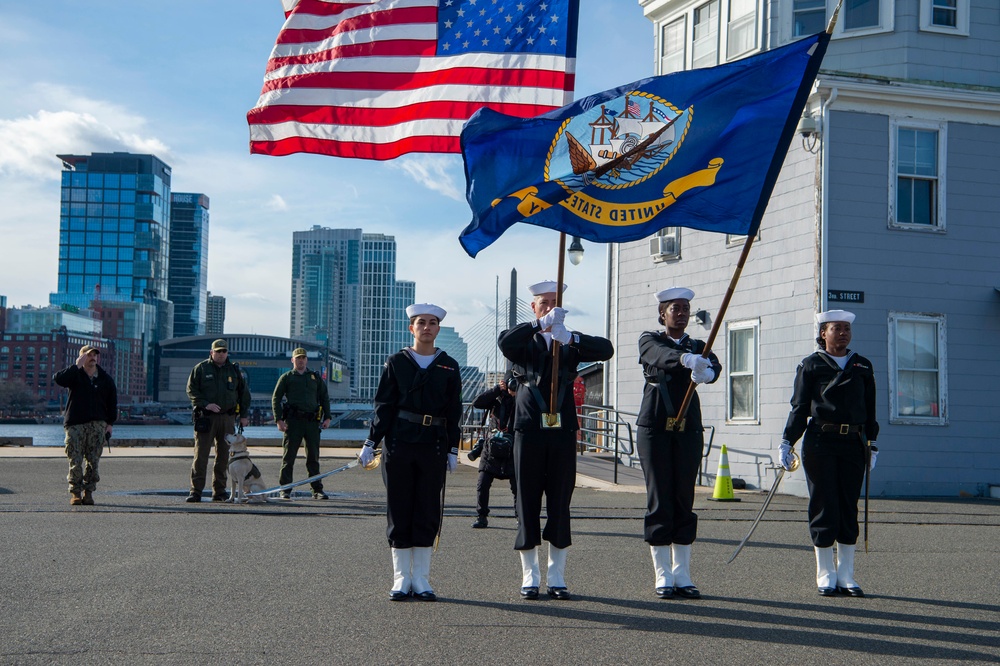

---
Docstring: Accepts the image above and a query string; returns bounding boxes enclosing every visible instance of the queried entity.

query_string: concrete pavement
[1,450,998,665]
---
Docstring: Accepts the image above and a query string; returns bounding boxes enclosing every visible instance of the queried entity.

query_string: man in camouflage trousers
[272,347,331,500]
[185,339,251,502]
[53,345,118,506]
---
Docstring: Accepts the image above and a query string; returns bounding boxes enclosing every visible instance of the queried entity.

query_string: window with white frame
[727,0,757,58]
[727,320,759,421]
[888,312,947,425]
[919,0,969,35]
[824,0,894,38]
[692,0,720,69]
[661,17,686,75]
[793,0,826,37]
[890,120,946,230]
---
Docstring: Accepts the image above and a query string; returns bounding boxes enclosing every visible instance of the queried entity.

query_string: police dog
[226,433,268,503]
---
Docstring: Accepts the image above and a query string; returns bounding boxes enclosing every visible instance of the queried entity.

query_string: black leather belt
[398,410,446,427]
[815,421,862,435]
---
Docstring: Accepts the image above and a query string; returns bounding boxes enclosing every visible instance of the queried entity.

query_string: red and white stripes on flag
[247,0,580,161]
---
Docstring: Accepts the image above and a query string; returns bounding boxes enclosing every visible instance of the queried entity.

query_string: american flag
[247,0,580,161]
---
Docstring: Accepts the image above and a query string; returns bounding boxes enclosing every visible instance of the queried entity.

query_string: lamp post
[567,236,585,266]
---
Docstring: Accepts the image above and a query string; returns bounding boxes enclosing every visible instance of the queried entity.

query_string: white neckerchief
[821,350,851,370]
[407,348,439,369]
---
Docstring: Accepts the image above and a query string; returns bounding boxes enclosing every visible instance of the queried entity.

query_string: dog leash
[246,459,360,497]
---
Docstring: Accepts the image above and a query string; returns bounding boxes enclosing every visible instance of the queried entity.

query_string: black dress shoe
[674,585,701,599]
[389,590,410,601]
[818,587,838,597]
[547,586,571,600]
[837,585,865,597]
[413,591,437,602]
[655,586,675,599]
[185,493,201,503]
[471,516,488,529]
[520,586,539,600]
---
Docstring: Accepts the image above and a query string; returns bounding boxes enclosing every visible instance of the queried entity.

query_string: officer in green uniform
[272,347,332,499]
[185,339,251,502]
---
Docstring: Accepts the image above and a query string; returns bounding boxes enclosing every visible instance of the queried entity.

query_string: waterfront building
[156,334,351,418]
[0,304,110,407]
[290,226,414,400]
[168,193,210,338]
[436,326,469,367]
[607,0,1000,496]
[205,292,225,335]
[51,152,175,401]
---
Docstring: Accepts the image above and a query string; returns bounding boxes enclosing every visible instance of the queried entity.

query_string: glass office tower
[51,152,173,400]
[290,227,413,399]
[168,193,210,337]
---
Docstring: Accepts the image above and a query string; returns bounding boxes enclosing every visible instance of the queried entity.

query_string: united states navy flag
[459,31,830,257]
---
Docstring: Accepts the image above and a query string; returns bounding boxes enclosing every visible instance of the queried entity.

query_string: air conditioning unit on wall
[649,235,676,262]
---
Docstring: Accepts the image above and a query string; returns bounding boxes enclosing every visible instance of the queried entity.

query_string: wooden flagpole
[544,232,568,426]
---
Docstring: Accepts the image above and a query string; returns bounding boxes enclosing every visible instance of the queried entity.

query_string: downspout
[820,87,838,312]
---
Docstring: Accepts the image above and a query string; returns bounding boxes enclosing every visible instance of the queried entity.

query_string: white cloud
[0,107,170,180]
[266,194,288,211]
[388,155,464,201]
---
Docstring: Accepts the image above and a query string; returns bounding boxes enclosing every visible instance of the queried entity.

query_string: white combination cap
[406,303,447,321]
[655,287,694,303]
[528,280,568,296]
[816,309,855,325]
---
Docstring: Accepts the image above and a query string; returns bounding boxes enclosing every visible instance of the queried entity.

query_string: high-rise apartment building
[205,292,226,335]
[290,226,414,399]
[51,152,174,400]
[168,193,210,337]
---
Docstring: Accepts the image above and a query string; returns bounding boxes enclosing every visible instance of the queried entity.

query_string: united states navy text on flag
[248,0,580,161]
[458,32,830,257]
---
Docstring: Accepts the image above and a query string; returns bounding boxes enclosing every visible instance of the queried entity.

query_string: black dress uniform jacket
[637,332,721,430]
[369,349,463,450]
[498,321,614,431]
[783,351,879,443]
[472,385,516,479]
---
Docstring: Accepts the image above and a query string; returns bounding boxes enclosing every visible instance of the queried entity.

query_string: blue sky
[0,2,654,340]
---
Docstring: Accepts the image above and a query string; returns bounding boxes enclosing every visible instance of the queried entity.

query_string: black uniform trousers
[636,425,703,546]
[801,430,867,548]
[476,470,516,517]
[513,429,576,550]
[279,418,323,492]
[381,439,447,549]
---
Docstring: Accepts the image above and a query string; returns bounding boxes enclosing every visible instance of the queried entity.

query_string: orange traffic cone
[708,444,741,502]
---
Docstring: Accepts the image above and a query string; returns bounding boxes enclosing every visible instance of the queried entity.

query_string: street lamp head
[567,236,585,266]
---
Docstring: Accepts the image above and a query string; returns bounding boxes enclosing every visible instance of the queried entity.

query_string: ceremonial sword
[247,451,381,497]
[863,433,871,553]
[727,451,800,564]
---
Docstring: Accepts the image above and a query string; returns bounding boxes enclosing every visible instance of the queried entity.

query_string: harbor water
[0,423,369,447]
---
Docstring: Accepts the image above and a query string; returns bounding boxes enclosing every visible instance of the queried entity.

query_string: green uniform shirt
[272,369,330,421]
[186,358,251,415]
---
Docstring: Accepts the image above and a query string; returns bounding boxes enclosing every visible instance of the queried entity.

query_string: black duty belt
[398,410,447,427]
[814,421,862,435]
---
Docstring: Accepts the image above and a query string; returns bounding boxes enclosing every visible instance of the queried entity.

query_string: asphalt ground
[1,449,998,665]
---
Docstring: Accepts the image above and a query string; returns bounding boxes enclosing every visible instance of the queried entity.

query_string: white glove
[868,444,878,472]
[778,441,795,471]
[549,323,572,345]
[681,353,711,373]
[691,367,715,384]
[359,440,376,467]
[447,449,458,473]
[537,307,567,330]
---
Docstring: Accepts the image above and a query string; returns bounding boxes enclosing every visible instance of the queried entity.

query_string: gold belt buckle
[422,414,433,426]
[666,417,686,432]
[839,424,849,435]
[540,413,562,429]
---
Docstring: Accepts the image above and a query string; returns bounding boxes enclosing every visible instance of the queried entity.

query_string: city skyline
[0,3,654,341]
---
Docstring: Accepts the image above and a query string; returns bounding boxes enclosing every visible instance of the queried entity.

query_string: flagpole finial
[826,0,843,34]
